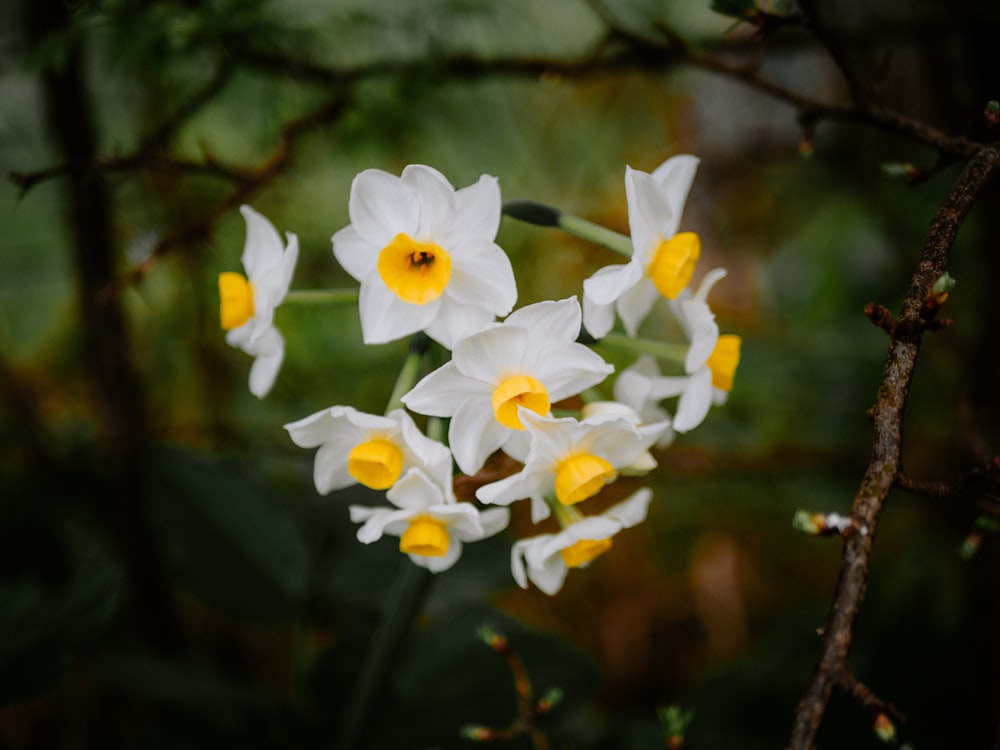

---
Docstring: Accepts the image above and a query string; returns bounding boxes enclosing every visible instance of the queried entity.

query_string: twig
[787,143,1000,750]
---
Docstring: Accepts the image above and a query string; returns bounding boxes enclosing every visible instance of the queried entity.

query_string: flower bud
[461,725,495,742]
[985,100,1000,129]
[873,713,896,743]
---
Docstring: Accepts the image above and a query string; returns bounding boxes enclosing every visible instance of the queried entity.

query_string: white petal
[682,299,719,373]
[693,267,728,306]
[402,362,488,418]
[446,240,517,314]
[504,297,581,343]
[582,294,616,339]
[476,470,530,506]
[423,297,498,351]
[603,487,653,528]
[529,344,613,402]
[449,395,510,475]
[239,205,284,281]
[510,537,538,589]
[332,223,377,283]
[352,506,414,544]
[395,409,453,476]
[582,261,643,307]
[358,273,438,345]
[448,174,501,243]
[386,468,447,511]
[477,507,511,538]
[401,164,457,241]
[616,278,660,338]
[672,367,714,432]
[284,407,339,448]
[247,327,284,398]
[349,169,420,246]
[452,325,528,383]
[625,167,673,262]
[650,154,699,233]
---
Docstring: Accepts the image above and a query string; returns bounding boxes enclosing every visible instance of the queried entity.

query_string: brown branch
[787,144,1000,750]
[26,0,182,651]
[796,0,867,106]
[100,91,351,299]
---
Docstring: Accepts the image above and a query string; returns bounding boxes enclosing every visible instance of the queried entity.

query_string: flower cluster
[218,156,741,594]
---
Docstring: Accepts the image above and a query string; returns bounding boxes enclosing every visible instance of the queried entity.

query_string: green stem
[337,560,433,750]
[384,334,429,414]
[557,212,633,258]
[546,495,584,528]
[283,288,359,305]
[599,332,689,364]
[502,199,632,257]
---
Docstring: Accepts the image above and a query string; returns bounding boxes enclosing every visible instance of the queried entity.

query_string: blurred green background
[2,0,1000,748]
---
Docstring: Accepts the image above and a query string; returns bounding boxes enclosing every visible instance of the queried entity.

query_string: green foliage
[147,445,309,623]
[709,0,757,20]
[0,563,122,704]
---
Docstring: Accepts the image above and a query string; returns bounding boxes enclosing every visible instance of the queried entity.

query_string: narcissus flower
[401,297,614,475]
[621,269,741,432]
[583,155,701,338]
[332,164,517,348]
[510,488,652,595]
[349,469,510,573]
[477,410,665,522]
[284,406,452,496]
[219,205,299,397]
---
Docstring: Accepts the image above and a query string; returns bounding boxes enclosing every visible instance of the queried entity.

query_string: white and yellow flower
[618,269,741,432]
[477,410,665,523]
[583,155,701,338]
[510,488,652,595]
[332,164,517,348]
[401,297,614,475]
[350,469,510,573]
[284,406,452,496]
[219,205,299,397]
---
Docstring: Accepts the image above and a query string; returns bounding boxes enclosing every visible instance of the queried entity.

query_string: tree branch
[787,143,1000,750]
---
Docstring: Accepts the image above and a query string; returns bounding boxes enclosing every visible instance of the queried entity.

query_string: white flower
[219,205,299,397]
[401,297,614,475]
[510,488,652,595]
[583,154,700,338]
[477,410,665,523]
[349,469,510,573]
[580,399,672,460]
[618,269,741,433]
[284,406,452,496]
[332,164,517,348]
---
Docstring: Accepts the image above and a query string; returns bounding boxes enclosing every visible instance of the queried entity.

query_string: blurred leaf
[0,562,122,704]
[147,445,309,623]
[709,0,757,19]
[90,648,297,749]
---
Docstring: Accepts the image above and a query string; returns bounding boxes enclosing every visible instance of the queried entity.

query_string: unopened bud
[873,713,896,743]
[798,132,814,157]
[667,734,684,750]
[931,272,955,305]
[476,625,509,654]
[793,510,852,536]
[461,725,495,742]
[536,687,563,714]
[985,100,1000,128]
[881,162,918,180]
[959,531,983,560]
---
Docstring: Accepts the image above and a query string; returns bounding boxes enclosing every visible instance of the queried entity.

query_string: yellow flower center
[347,438,403,490]
[706,334,741,392]
[377,233,452,305]
[491,375,551,430]
[400,516,450,557]
[560,537,613,568]
[218,272,255,330]
[647,232,700,299]
[554,454,616,506]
